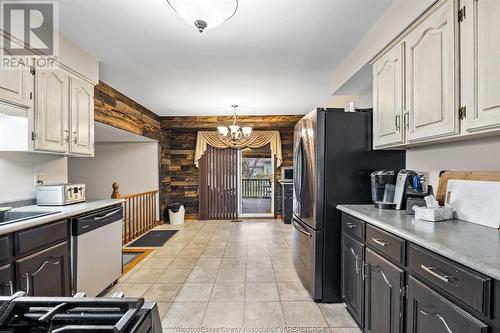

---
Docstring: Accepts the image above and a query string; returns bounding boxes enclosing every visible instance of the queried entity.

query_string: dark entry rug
[125,230,178,248]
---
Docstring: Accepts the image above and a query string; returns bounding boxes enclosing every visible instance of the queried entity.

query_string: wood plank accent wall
[93,83,301,221]
[94,81,161,141]
[160,115,301,220]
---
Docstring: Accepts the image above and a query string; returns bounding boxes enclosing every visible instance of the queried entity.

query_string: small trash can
[168,202,185,225]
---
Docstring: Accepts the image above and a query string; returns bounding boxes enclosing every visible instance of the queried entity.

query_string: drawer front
[407,276,488,333]
[408,244,491,316]
[342,214,364,240]
[15,220,68,257]
[366,224,405,264]
[0,235,12,264]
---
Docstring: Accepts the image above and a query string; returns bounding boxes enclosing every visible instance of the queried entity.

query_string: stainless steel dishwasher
[71,204,123,297]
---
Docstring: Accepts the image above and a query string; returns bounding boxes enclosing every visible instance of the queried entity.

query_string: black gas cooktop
[0,292,162,332]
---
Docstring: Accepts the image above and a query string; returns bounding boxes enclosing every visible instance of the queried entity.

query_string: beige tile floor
[109,219,361,333]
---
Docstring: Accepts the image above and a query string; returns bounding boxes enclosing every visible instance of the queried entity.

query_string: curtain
[198,146,238,220]
[195,130,282,167]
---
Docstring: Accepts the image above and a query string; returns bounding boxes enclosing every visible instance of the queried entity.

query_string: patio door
[238,144,275,218]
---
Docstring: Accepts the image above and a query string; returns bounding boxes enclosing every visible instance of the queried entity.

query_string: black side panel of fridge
[321,111,405,302]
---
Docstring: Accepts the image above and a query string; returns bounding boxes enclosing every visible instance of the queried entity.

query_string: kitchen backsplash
[0,152,68,202]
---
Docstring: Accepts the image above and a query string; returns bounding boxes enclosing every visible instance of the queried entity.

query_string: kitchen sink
[0,210,60,226]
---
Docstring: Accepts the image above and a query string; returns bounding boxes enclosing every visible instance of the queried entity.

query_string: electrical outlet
[35,174,47,186]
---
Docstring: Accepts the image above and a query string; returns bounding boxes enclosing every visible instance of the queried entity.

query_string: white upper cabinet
[0,67,33,113]
[70,77,94,155]
[461,0,500,133]
[34,70,70,153]
[404,0,459,143]
[373,43,405,148]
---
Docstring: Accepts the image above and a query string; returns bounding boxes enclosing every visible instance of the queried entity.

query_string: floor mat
[125,230,178,248]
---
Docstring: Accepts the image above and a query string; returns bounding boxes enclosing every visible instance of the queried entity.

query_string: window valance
[194,130,283,167]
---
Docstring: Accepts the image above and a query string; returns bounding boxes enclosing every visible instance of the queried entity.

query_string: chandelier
[166,0,239,33]
[217,105,252,142]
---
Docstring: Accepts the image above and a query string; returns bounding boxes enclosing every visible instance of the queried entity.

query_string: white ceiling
[58,0,392,116]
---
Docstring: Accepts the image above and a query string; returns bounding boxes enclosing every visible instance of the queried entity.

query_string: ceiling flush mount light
[218,105,252,142]
[166,0,239,33]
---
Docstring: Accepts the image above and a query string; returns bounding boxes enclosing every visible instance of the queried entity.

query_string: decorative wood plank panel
[160,116,299,220]
[94,81,161,141]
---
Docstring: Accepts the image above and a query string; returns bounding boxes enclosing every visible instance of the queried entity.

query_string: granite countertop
[0,199,125,235]
[337,204,500,281]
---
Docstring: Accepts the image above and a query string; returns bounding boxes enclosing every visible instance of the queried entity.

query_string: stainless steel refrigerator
[292,108,405,302]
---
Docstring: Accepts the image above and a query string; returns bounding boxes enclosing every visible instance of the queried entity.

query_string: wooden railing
[111,182,159,245]
[241,178,272,198]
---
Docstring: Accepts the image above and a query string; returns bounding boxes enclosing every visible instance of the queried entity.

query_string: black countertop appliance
[291,108,405,302]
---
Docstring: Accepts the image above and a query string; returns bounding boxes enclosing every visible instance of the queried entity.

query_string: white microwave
[281,166,293,182]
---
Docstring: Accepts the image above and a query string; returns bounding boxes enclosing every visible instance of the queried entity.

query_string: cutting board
[437,171,500,205]
[446,179,500,228]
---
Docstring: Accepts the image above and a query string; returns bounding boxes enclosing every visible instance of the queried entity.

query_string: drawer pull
[371,238,388,247]
[345,223,356,229]
[420,264,450,283]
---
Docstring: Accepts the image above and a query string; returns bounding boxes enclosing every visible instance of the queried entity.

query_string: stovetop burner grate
[0,292,147,332]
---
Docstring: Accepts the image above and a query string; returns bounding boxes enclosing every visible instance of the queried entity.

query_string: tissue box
[414,206,453,222]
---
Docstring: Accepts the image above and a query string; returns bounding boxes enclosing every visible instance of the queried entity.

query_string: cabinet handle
[72,130,78,144]
[395,115,401,131]
[362,263,368,280]
[350,248,360,274]
[403,111,410,129]
[419,310,453,333]
[420,264,450,283]
[24,273,30,295]
[371,238,389,247]
[8,280,13,296]
[64,129,70,143]
[345,223,356,229]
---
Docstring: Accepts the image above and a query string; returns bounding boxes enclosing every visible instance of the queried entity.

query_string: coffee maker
[370,170,398,209]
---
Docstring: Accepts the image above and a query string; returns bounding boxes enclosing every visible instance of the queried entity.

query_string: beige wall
[325,92,373,110]
[0,153,68,202]
[68,142,159,201]
[406,136,500,189]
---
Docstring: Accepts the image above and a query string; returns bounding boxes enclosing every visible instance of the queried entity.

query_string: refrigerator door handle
[294,139,303,201]
[292,219,312,238]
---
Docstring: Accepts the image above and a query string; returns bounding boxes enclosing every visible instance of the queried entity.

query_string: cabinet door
[461,0,500,133]
[70,77,94,155]
[341,233,364,326]
[0,66,32,113]
[16,241,70,296]
[364,248,404,333]
[34,69,69,153]
[373,43,405,148]
[0,264,14,296]
[407,276,488,333]
[405,0,459,143]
